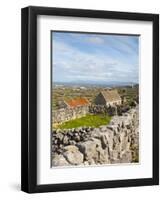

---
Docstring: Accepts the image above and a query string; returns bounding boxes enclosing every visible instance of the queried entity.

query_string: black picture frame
[21,6,159,193]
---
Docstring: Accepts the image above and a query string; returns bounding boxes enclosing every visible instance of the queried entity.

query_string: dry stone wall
[52,105,89,125]
[53,104,132,126]
[52,106,139,166]
[89,104,117,116]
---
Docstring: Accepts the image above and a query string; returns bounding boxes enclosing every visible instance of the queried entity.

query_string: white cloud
[85,36,104,45]
[52,39,138,83]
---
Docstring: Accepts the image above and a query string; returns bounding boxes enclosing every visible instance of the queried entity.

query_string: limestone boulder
[110,150,119,161]
[77,139,100,162]
[63,145,84,165]
[100,131,114,151]
[120,151,132,163]
[52,154,70,166]
[55,132,64,141]
[63,135,69,145]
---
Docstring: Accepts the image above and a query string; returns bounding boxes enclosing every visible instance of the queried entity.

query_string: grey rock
[77,140,99,161]
[69,140,76,145]
[99,126,107,132]
[100,132,114,151]
[56,132,64,141]
[74,135,81,142]
[52,154,70,166]
[120,151,132,163]
[63,145,84,165]
[63,135,69,145]
[110,150,119,161]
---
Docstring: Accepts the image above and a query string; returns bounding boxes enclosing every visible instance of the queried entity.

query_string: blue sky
[52,32,139,84]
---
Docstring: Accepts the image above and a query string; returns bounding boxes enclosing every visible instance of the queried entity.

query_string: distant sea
[52,81,138,88]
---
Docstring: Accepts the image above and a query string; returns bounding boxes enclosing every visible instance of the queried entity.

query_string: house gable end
[95,92,107,105]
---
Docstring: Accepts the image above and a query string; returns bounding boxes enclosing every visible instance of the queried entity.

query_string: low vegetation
[118,86,139,104]
[55,114,112,129]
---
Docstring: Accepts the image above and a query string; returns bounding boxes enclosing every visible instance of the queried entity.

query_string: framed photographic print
[21,6,159,193]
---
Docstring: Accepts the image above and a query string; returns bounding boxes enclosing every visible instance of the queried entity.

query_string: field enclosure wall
[52,105,119,125]
[52,105,89,125]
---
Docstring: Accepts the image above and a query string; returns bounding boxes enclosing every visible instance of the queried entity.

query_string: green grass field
[56,114,112,129]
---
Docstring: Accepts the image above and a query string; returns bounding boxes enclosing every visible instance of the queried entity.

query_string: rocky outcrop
[52,106,139,166]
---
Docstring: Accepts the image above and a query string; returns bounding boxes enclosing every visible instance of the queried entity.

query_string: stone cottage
[95,90,121,107]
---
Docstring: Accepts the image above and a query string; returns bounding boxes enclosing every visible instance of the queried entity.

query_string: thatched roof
[100,90,121,103]
[64,97,90,108]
